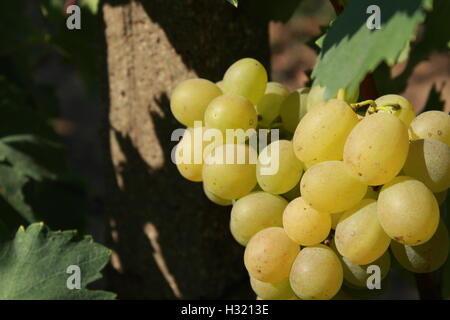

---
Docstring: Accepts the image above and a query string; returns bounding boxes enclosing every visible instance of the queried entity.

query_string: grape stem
[349,100,376,111]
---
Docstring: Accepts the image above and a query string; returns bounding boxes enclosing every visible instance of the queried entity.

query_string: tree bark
[101,0,270,299]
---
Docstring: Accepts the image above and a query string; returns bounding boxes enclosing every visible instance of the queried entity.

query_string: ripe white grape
[257,140,304,194]
[331,212,342,230]
[230,192,287,246]
[256,82,289,128]
[281,181,300,201]
[282,197,331,246]
[203,144,257,200]
[403,139,450,192]
[250,276,296,300]
[335,199,391,265]
[377,176,439,245]
[279,88,310,134]
[170,78,222,127]
[410,111,450,147]
[306,85,359,112]
[300,161,367,213]
[204,94,257,140]
[391,220,449,273]
[244,227,299,283]
[293,99,359,164]
[222,58,268,104]
[344,112,409,185]
[435,190,448,206]
[203,183,232,206]
[373,94,416,127]
[289,245,343,300]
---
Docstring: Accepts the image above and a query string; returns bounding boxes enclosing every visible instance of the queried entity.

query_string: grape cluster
[170,57,450,300]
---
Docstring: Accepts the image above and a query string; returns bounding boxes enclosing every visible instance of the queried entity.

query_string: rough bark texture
[101,0,270,299]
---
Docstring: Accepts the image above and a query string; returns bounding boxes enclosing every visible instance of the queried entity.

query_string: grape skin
[244,227,299,283]
[410,111,450,147]
[391,220,449,273]
[203,182,232,206]
[204,94,257,139]
[279,88,310,134]
[170,78,222,127]
[377,176,439,246]
[282,197,331,246]
[373,94,416,127]
[230,192,287,246]
[256,82,290,128]
[300,161,367,214]
[257,140,304,195]
[250,276,296,300]
[335,199,391,265]
[289,245,343,300]
[222,58,268,105]
[402,139,450,192]
[293,99,359,165]
[175,127,208,182]
[203,144,257,200]
[344,112,409,186]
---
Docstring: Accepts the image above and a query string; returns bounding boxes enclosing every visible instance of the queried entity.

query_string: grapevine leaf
[312,0,427,99]
[226,0,238,8]
[0,223,115,300]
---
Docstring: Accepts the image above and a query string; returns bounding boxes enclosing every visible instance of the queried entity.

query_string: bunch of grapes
[170,57,450,300]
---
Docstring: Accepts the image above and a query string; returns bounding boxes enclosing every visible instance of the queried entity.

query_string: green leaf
[226,0,238,8]
[80,0,99,14]
[312,0,427,99]
[0,223,115,299]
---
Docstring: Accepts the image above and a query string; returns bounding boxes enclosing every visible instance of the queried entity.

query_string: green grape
[331,212,343,230]
[250,276,296,300]
[300,161,367,213]
[293,99,359,164]
[203,182,232,206]
[410,111,450,147]
[279,88,310,134]
[281,181,300,201]
[364,187,379,200]
[377,176,439,246]
[244,227,299,283]
[230,192,287,246]
[257,140,304,194]
[175,126,208,182]
[203,144,257,200]
[216,80,224,91]
[282,197,331,246]
[403,139,450,192]
[391,219,449,273]
[332,240,391,288]
[435,190,448,206]
[343,113,409,186]
[256,82,290,128]
[170,78,222,127]
[204,94,257,140]
[306,85,359,112]
[222,58,268,104]
[289,245,343,300]
[373,94,416,127]
[335,199,390,265]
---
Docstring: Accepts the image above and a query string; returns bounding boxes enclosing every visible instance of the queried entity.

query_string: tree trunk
[101,0,270,299]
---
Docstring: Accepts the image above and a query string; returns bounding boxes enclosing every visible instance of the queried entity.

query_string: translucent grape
[170,78,222,127]
[391,220,449,273]
[279,88,310,134]
[250,276,296,300]
[204,94,257,139]
[256,82,289,128]
[410,111,450,147]
[281,181,300,201]
[203,144,257,200]
[373,94,416,127]
[282,197,331,246]
[344,113,409,186]
[306,85,359,112]
[293,99,359,164]
[203,183,232,206]
[257,140,304,194]
[331,212,342,230]
[300,161,367,213]
[222,58,268,104]
[435,190,448,206]
[230,192,287,246]
[216,80,224,91]
[377,176,439,245]
[403,139,450,192]
[335,199,391,265]
[333,241,391,288]
[289,245,343,300]
[244,227,299,282]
